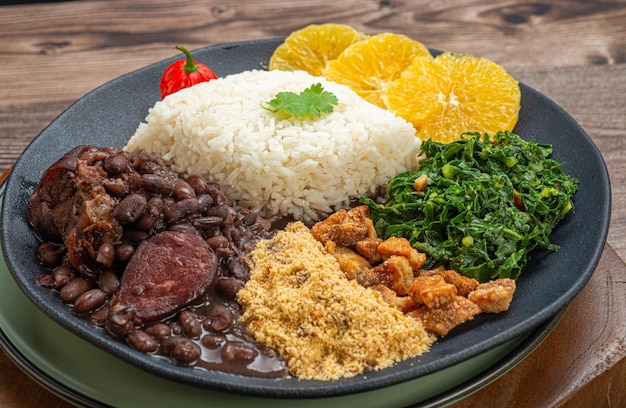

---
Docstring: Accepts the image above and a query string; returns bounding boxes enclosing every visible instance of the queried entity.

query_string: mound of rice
[126,69,419,222]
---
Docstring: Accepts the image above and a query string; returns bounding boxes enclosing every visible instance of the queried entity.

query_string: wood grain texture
[452,244,626,408]
[1,0,625,103]
[0,0,625,407]
[0,350,70,408]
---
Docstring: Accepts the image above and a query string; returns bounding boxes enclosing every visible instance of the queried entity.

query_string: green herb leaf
[361,131,579,282]
[263,83,338,118]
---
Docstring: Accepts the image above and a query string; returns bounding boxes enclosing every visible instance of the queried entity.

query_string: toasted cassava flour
[237,222,435,381]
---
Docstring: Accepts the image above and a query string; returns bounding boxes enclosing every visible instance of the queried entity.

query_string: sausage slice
[110,231,218,324]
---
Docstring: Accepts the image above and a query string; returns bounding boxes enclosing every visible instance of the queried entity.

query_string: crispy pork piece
[372,285,419,314]
[324,240,374,286]
[408,274,457,308]
[408,296,481,336]
[429,268,480,297]
[371,255,415,296]
[310,205,375,246]
[468,278,516,313]
[376,236,426,271]
[355,237,383,264]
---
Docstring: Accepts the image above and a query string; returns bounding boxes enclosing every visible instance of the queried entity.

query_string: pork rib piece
[27,145,124,278]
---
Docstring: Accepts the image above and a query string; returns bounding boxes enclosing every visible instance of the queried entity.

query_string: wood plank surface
[454,244,626,408]
[0,1,625,407]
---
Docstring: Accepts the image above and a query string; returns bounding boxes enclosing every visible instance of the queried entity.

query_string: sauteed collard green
[362,131,579,282]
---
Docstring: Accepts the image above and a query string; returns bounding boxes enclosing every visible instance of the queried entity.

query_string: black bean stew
[28,145,287,377]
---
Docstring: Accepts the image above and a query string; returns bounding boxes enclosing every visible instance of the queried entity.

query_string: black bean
[241,210,258,227]
[239,230,256,251]
[254,215,272,232]
[169,321,182,336]
[207,183,234,207]
[122,228,149,243]
[51,265,74,289]
[205,183,223,202]
[95,242,115,267]
[34,274,56,288]
[201,334,227,349]
[60,277,90,304]
[103,178,129,197]
[179,310,202,339]
[114,243,135,262]
[79,150,107,165]
[192,216,223,230]
[206,235,229,250]
[186,175,208,195]
[74,289,107,314]
[161,335,186,354]
[173,181,196,200]
[103,154,128,176]
[221,341,258,363]
[38,242,63,267]
[136,197,163,231]
[164,198,198,224]
[196,194,213,213]
[89,305,109,326]
[202,226,221,239]
[132,151,162,171]
[205,304,235,333]
[227,257,249,280]
[144,323,171,340]
[171,339,201,365]
[138,160,161,175]
[222,225,240,246]
[215,246,235,258]
[215,277,243,299]
[113,193,147,223]
[168,223,199,235]
[222,210,234,226]
[206,205,229,221]
[127,329,159,353]
[105,306,135,337]
[99,270,120,295]
[127,172,143,191]
[142,174,174,195]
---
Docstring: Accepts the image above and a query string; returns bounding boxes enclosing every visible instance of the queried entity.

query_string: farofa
[237,222,436,381]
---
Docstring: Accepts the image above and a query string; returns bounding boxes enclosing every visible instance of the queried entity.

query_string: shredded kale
[361,131,579,282]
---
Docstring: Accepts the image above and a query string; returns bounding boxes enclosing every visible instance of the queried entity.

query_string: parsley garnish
[263,83,338,118]
[361,131,579,282]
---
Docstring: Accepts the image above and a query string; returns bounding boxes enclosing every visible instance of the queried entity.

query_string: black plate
[0,39,611,398]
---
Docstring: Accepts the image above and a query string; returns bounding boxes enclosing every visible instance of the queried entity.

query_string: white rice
[125,69,419,222]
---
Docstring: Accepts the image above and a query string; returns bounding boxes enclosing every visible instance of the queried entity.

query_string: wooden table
[0,1,624,406]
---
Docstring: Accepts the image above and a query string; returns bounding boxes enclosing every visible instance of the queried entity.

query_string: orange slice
[386,52,521,143]
[269,23,368,76]
[323,33,432,109]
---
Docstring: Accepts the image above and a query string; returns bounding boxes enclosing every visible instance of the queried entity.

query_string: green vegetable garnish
[361,131,579,282]
[263,83,338,118]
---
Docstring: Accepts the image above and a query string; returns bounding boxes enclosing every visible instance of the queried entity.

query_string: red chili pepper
[159,46,217,99]
[513,189,525,211]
